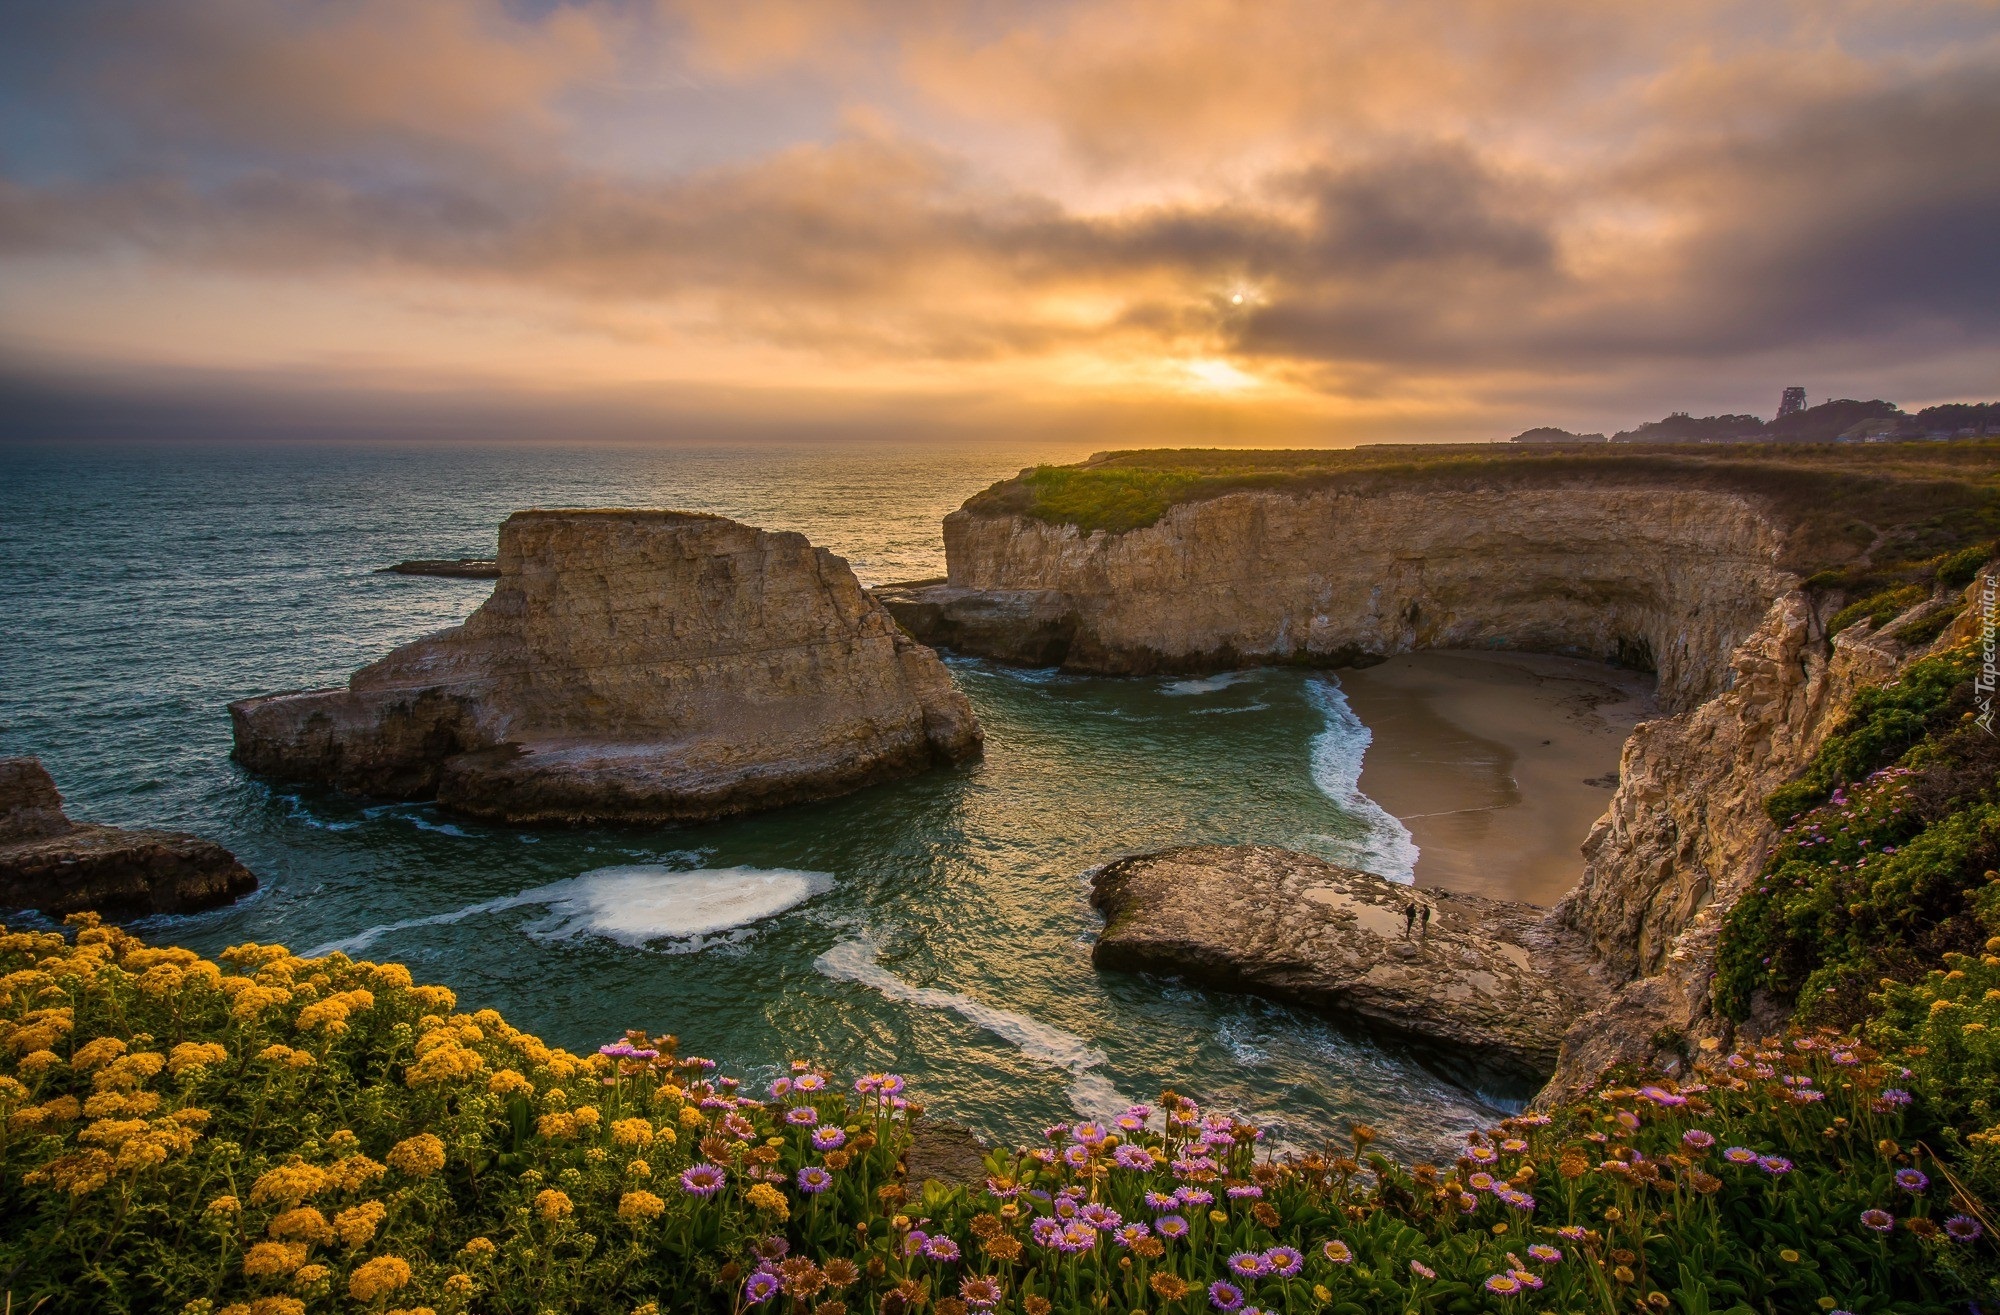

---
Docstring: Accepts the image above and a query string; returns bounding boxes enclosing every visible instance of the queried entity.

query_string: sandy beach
[1336,650,1655,906]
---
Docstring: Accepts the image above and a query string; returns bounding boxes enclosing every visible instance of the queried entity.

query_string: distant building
[1777,387,1807,419]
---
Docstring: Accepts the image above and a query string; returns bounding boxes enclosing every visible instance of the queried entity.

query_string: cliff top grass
[962,441,2000,580]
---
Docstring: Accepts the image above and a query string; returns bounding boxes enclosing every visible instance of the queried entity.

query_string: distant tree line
[1511,399,1999,445]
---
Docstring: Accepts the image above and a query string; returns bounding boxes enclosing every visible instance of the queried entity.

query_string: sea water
[0,440,1495,1157]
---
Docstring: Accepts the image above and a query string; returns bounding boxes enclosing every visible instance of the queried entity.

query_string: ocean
[0,439,1501,1157]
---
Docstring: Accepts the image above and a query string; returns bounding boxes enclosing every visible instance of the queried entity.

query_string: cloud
[0,0,1996,438]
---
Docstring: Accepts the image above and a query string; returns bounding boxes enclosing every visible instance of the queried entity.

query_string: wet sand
[1336,651,1655,906]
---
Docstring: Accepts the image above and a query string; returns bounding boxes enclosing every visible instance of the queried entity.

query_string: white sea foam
[1304,677,1420,882]
[815,938,1132,1121]
[1162,671,1251,696]
[309,865,833,958]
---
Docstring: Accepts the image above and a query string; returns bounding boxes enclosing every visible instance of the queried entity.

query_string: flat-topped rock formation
[381,558,500,579]
[0,758,257,917]
[1090,844,1605,1083]
[232,510,982,825]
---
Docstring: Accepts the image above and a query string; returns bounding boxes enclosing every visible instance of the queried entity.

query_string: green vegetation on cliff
[965,445,2000,583]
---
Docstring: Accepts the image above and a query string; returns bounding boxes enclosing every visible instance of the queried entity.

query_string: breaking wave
[1304,678,1420,883]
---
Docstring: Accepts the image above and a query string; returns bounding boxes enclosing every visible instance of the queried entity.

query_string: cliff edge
[231,510,982,825]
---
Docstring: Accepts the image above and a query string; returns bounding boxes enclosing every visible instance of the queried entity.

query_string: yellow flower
[168,1041,229,1075]
[487,1069,535,1098]
[571,1105,601,1129]
[348,1256,413,1302]
[405,1039,484,1087]
[267,1207,335,1245]
[387,1133,446,1177]
[627,1159,653,1178]
[747,1183,790,1221]
[444,1273,476,1296]
[1779,1249,1801,1263]
[612,1117,655,1148]
[242,1242,310,1278]
[295,989,374,1033]
[335,1200,387,1249]
[535,1189,574,1220]
[250,1162,329,1208]
[207,1195,242,1214]
[460,1237,496,1260]
[619,1189,667,1221]
[679,1106,706,1129]
[292,1265,330,1289]
[331,1154,387,1193]
[72,1037,128,1072]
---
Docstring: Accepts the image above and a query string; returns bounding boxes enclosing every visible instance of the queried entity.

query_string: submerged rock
[1089,844,1605,1083]
[231,510,982,825]
[381,558,501,579]
[0,758,257,917]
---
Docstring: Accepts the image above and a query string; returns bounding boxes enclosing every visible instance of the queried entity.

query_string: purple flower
[1072,1122,1108,1146]
[1896,1168,1930,1193]
[1526,1244,1562,1263]
[924,1237,961,1262]
[1177,1187,1215,1208]
[1860,1209,1894,1233]
[1877,1089,1913,1109]
[785,1106,819,1126]
[1638,1086,1687,1107]
[1029,1216,1065,1249]
[600,1042,637,1057]
[797,1166,832,1194]
[1682,1130,1715,1150]
[1061,1144,1091,1168]
[793,1074,825,1092]
[1322,1240,1353,1264]
[1156,1214,1189,1239]
[1056,1223,1096,1254]
[1946,1215,1984,1242]
[1078,1203,1122,1230]
[1409,1261,1436,1280]
[1113,1223,1152,1249]
[1723,1147,1759,1165]
[1556,1226,1587,1242]
[1227,1252,1267,1279]
[812,1126,847,1151]
[1209,1281,1244,1311]
[1226,1184,1263,1200]
[1115,1144,1154,1170]
[1264,1246,1304,1277]
[1145,1190,1180,1212]
[1758,1156,1793,1176]
[680,1163,726,1197]
[744,1271,781,1305]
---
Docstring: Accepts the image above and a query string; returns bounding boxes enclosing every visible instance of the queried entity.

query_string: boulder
[381,558,501,579]
[0,758,257,917]
[873,580,1078,666]
[232,510,983,825]
[1090,845,1605,1084]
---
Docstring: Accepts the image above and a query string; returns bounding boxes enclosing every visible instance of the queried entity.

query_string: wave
[1161,671,1252,696]
[814,938,1131,1121]
[309,865,833,958]
[1303,678,1419,883]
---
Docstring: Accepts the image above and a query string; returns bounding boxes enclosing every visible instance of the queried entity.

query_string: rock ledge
[1090,844,1605,1083]
[0,758,257,917]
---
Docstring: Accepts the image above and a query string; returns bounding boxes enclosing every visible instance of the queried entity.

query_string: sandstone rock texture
[0,758,258,917]
[1090,845,1605,1083]
[923,482,1793,711]
[231,510,982,825]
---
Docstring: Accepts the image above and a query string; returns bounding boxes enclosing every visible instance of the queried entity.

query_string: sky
[2,0,1998,445]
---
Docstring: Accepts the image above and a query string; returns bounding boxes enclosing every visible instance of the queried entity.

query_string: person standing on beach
[1420,903,1431,938]
[1403,902,1417,937]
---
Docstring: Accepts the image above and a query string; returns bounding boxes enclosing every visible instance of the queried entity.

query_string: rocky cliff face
[936,482,1793,711]
[231,510,981,825]
[0,758,257,917]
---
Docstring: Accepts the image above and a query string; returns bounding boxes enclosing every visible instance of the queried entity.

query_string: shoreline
[1336,649,1655,906]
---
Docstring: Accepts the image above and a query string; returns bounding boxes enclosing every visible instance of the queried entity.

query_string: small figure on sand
[1403,902,1417,937]
[1420,903,1432,937]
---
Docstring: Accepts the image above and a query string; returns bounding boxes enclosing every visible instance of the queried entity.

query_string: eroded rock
[0,758,257,917]
[1090,844,1605,1083]
[231,510,983,825]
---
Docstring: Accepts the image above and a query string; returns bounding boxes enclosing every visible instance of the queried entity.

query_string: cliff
[231,510,981,825]
[0,757,257,916]
[907,448,2000,1103]
[923,482,1791,711]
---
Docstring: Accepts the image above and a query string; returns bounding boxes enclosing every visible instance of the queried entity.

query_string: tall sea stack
[230,510,982,825]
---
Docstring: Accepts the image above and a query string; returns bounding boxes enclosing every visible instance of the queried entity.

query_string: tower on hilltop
[1777,386,1807,419]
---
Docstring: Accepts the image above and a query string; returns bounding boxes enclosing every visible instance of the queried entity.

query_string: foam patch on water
[310,865,833,958]
[1304,678,1419,883]
[1162,671,1251,696]
[815,938,1132,1121]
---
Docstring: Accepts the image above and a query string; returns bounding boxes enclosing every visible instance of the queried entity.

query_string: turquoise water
[0,440,1499,1158]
